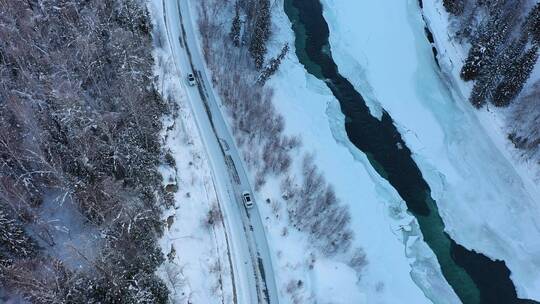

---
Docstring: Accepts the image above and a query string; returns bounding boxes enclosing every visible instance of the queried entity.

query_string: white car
[187,73,196,86]
[242,191,253,209]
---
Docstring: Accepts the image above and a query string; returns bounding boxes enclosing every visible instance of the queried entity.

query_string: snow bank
[320,0,540,300]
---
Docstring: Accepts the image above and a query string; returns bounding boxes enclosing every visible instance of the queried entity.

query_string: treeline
[197,0,356,257]
[443,0,540,108]
[0,0,170,303]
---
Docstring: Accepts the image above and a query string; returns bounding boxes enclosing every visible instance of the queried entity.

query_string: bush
[258,43,289,85]
[229,4,242,47]
[164,151,176,167]
[0,207,38,260]
[204,203,223,228]
[507,81,540,163]
[285,155,353,256]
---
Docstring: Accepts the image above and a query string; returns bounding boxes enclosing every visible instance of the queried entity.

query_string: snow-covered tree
[229,4,242,47]
[285,155,353,256]
[258,43,289,85]
[493,46,539,107]
[526,3,540,43]
[443,0,465,15]
[249,0,271,69]
[462,0,539,108]
[461,17,510,81]
[0,0,170,301]
[0,208,37,259]
[508,80,540,161]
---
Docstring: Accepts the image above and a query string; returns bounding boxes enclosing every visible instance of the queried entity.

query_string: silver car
[242,191,253,209]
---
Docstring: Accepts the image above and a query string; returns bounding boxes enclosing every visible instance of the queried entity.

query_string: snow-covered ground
[157,114,233,304]
[319,0,540,300]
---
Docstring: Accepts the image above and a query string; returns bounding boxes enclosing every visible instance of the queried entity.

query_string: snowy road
[162,1,279,303]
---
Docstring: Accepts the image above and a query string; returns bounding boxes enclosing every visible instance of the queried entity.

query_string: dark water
[283,0,536,303]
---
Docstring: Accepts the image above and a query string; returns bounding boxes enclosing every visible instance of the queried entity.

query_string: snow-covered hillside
[319,0,540,301]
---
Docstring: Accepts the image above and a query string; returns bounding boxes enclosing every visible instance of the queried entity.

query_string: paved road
[163,1,279,303]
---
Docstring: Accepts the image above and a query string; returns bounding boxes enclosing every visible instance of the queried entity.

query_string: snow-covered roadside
[147,1,233,303]
[320,0,540,300]
[157,114,232,304]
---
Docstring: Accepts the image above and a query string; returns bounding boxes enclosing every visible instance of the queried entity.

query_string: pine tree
[461,18,510,81]
[468,36,533,108]
[492,46,539,107]
[249,0,271,70]
[257,43,289,85]
[526,3,540,43]
[469,72,495,108]
[460,2,517,81]
[443,0,465,15]
[229,4,241,47]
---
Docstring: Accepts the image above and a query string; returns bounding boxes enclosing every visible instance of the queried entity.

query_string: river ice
[319,0,540,301]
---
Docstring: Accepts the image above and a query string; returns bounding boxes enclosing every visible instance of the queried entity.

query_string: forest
[0,0,171,302]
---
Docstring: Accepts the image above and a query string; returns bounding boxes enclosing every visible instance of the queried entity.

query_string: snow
[157,112,233,304]
[422,0,540,185]
[311,258,366,304]
[231,2,460,303]
[147,1,234,302]
[146,0,507,302]
[153,0,462,301]
[32,191,100,270]
[320,0,540,301]
[175,0,283,302]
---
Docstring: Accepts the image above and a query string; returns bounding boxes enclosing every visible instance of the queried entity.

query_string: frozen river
[283,0,533,303]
